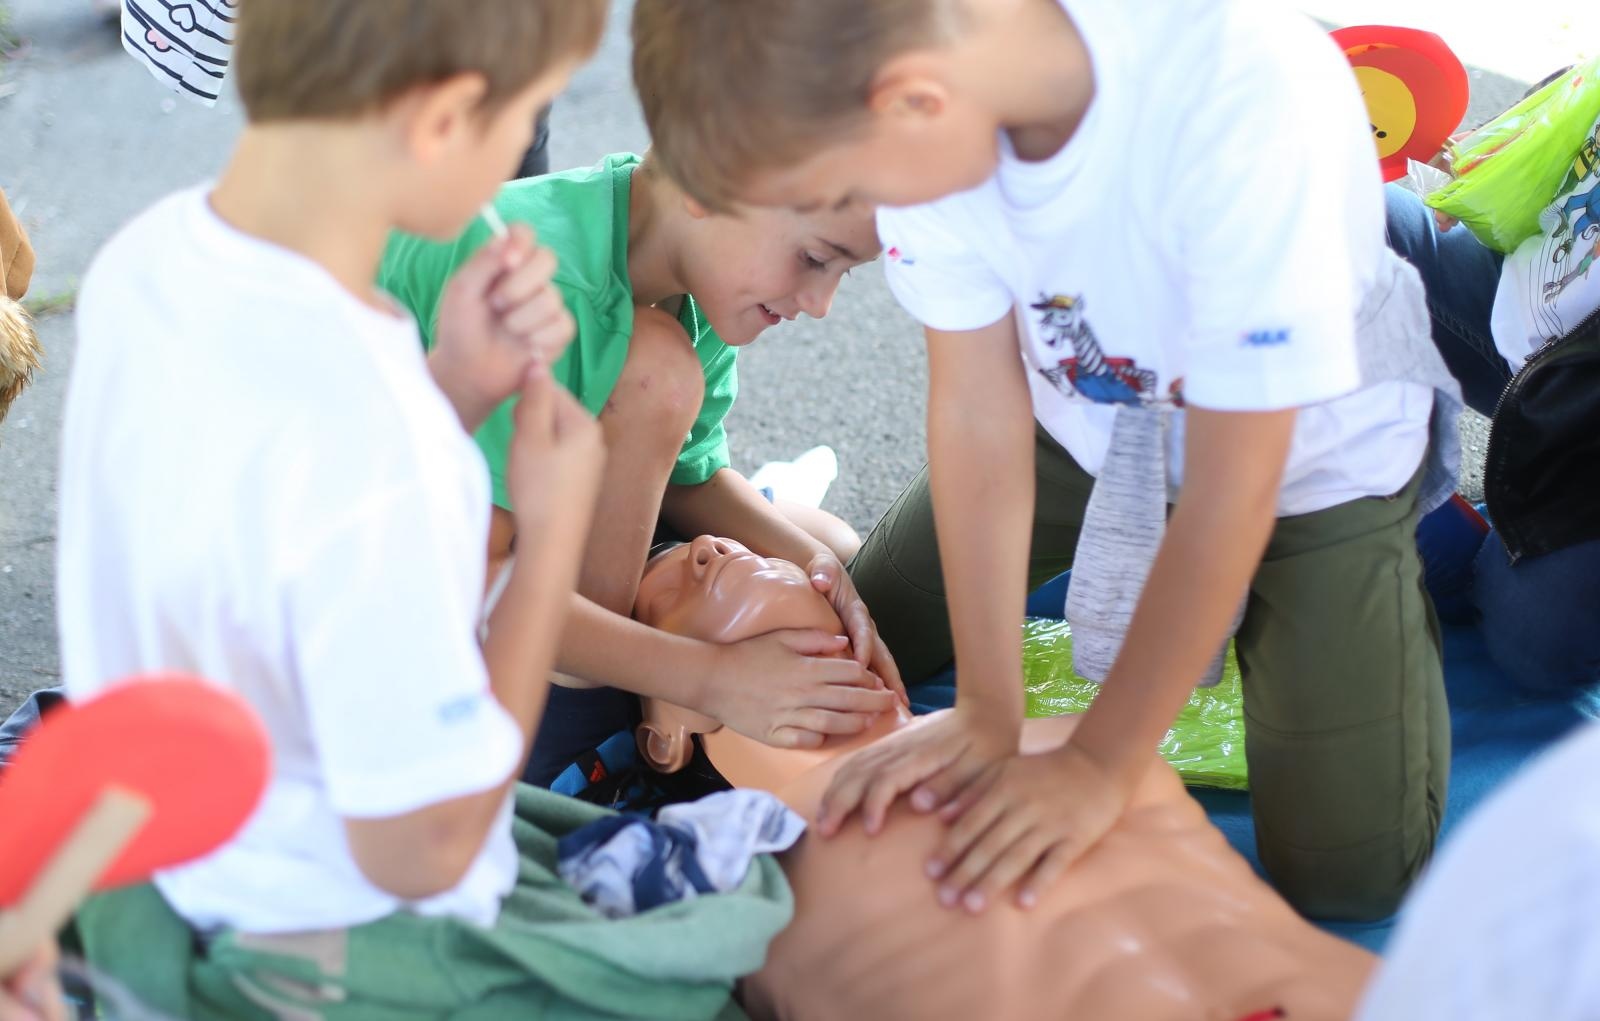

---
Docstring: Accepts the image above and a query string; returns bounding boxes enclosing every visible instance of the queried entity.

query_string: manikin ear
[400,72,491,166]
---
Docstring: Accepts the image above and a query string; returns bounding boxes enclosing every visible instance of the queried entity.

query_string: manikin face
[681,202,882,347]
[633,536,907,777]
[635,535,845,643]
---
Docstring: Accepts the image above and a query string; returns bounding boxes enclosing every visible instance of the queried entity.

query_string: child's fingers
[809,683,896,716]
[448,233,518,301]
[931,795,1017,900]
[960,830,1052,914]
[910,755,989,815]
[767,726,827,751]
[771,629,853,658]
[512,359,555,443]
[1017,844,1076,909]
[816,759,881,836]
[783,708,880,740]
[505,303,576,365]
[808,558,840,592]
[933,765,993,822]
[860,762,927,836]
[500,287,569,337]
[872,642,908,706]
[846,615,875,670]
[490,223,535,278]
[489,245,558,311]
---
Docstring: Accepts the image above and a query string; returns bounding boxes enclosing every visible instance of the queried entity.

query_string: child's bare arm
[558,592,896,749]
[344,366,602,899]
[661,470,903,698]
[662,469,831,566]
[928,406,1296,912]
[817,316,1034,836]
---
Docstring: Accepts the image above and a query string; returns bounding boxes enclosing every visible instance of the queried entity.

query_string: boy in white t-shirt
[56,3,790,1016]
[633,0,1457,921]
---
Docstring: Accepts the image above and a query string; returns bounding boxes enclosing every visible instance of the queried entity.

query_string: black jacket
[1484,305,1600,562]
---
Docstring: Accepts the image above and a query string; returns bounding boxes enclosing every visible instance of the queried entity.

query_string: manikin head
[633,536,906,781]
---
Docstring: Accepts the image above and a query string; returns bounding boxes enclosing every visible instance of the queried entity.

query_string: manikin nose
[689,534,736,571]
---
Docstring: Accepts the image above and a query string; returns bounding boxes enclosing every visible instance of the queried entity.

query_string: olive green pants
[849,426,1450,921]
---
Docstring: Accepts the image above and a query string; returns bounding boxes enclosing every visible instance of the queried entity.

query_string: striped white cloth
[119,0,236,106]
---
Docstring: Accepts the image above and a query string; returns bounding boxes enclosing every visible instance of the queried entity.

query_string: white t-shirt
[878,0,1433,516]
[58,188,525,934]
[1490,111,1600,372]
[1356,722,1600,1020]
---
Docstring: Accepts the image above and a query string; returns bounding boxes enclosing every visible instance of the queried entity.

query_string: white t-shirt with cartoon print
[879,0,1433,516]
[1490,111,1600,372]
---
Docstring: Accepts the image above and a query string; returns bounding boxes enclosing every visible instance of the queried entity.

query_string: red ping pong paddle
[1333,25,1471,182]
[0,677,270,973]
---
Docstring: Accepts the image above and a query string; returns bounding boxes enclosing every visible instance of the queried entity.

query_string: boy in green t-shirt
[379,153,902,786]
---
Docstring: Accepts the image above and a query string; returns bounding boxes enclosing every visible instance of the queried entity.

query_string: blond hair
[236,0,608,123]
[0,296,40,426]
[632,0,964,212]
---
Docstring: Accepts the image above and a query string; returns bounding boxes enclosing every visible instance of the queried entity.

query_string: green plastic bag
[1426,57,1600,253]
[1021,618,1247,790]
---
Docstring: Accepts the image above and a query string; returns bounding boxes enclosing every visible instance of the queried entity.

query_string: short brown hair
[237,1,608,123]
[633,0,963,211]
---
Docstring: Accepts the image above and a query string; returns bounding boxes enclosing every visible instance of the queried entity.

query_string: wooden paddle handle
[0,787,151,976]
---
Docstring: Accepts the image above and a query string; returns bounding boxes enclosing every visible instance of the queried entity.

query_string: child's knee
[1249,712,1445,921]
[609,306,705,439]
[776,499,861,563]
[1259,792,1441,921]
[1475,533,1600,691]
[1269,844,1432,922]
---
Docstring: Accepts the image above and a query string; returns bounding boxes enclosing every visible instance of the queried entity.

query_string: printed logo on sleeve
[437,693,485,726]
[1243,329,1292,347]
[886,245,916,267]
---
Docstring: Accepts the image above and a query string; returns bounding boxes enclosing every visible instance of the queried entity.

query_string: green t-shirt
[377,153,738,509]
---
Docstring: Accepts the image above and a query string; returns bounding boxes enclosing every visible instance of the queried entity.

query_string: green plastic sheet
[1426,57,1600,253]
[1021,618,1248,790]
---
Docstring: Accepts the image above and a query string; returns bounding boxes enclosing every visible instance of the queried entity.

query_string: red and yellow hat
[1332,25,1470,182]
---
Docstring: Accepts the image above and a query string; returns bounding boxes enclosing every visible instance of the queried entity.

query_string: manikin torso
[635,537,1375,1021]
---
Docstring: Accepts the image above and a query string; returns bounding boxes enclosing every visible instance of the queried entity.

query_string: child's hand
[1,943,65,1021]
[806,553,907,707]
[925,742,1125,914]
[704,630,898,749]
[815,707,1017,839]
[432,224,576,431]
[505,360,604,540]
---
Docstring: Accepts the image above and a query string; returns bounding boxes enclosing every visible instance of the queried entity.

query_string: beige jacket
[1,186,35,300]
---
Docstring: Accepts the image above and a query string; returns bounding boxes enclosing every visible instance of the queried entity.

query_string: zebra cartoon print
[1030,294,1162,407]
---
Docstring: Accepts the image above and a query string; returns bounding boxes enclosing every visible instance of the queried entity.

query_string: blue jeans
[1384,185,1509,416]
[1476,533,1600,690]
[1388,184,1600,691]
